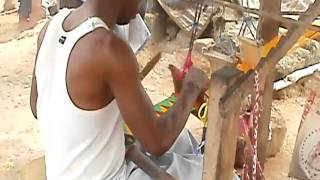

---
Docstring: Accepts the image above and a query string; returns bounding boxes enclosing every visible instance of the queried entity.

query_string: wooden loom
[138,0,320,179]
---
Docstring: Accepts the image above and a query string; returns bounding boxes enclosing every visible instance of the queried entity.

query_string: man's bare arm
[30,20,51,119]
[101,34,208,156]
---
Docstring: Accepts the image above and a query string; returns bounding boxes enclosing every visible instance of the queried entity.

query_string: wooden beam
[220,0,320,109]
[256,0,282,170]
[203,66,243,180]
[212,0,320,32]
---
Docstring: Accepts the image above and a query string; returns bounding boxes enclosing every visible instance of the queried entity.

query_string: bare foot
[18,15,34,31]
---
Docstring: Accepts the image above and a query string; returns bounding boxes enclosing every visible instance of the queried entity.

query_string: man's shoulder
[87,28,138,70]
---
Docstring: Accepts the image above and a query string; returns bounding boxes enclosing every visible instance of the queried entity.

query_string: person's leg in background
[18,0,45,29]
[18,0,32,21]
[3,0,15,12]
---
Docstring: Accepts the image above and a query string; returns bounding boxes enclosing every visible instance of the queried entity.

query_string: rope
[252,70,261,180]
[198,102,208,125]
[197,102,208,154]
[240,70,265,180]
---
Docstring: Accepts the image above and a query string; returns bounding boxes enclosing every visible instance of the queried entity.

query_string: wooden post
[256,0,282,168]
[203,66,243,180]
[257,0,282,42]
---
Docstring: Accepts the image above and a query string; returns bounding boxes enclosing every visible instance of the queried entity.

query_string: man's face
[117,0,143,25]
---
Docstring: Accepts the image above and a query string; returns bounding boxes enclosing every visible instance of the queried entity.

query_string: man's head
[116,0,143,25]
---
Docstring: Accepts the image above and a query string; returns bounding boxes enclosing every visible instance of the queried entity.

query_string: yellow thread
[198,102,208,125]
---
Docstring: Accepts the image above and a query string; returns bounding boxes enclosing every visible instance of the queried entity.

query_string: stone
[266,107,287,157]
[234,107,287,166]
[303,39,320,66]
[275,39,320,81]
[146,0,163,13]
[193,38,214,54]
[166,20,180,41]
[144,12,167,43]
[275,48,311,80]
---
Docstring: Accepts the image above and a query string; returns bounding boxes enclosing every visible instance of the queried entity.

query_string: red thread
[299,90,316,132]
[178,52,193,80]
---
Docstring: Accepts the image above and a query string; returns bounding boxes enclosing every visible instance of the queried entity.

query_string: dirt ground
[0,9,315,180]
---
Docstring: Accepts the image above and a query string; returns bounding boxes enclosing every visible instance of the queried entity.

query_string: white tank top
[35,9,126,180]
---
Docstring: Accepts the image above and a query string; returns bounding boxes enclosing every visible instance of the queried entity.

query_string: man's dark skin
[30,0,209,159]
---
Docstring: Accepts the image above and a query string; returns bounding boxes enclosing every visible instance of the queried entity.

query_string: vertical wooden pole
[256,0,282,169]
[203,66,243,180]
[257,0,282,42]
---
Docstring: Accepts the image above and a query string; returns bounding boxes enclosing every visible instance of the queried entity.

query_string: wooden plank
[256,0,282,171]
[203,66,243,180]
[156,0,217,36]
[125,145,174,179]
[140,52,162,80]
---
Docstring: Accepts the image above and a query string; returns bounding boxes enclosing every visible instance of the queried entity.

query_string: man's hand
[183,68,209,94]
[169,64,209,105]
[169,65,209,94]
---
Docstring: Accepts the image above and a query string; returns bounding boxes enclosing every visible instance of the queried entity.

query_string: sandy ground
[0,17,47,178]
[0,10,315,180]
[264,98,304,179]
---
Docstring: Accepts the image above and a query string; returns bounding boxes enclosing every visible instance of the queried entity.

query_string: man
[30,0,209,179]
